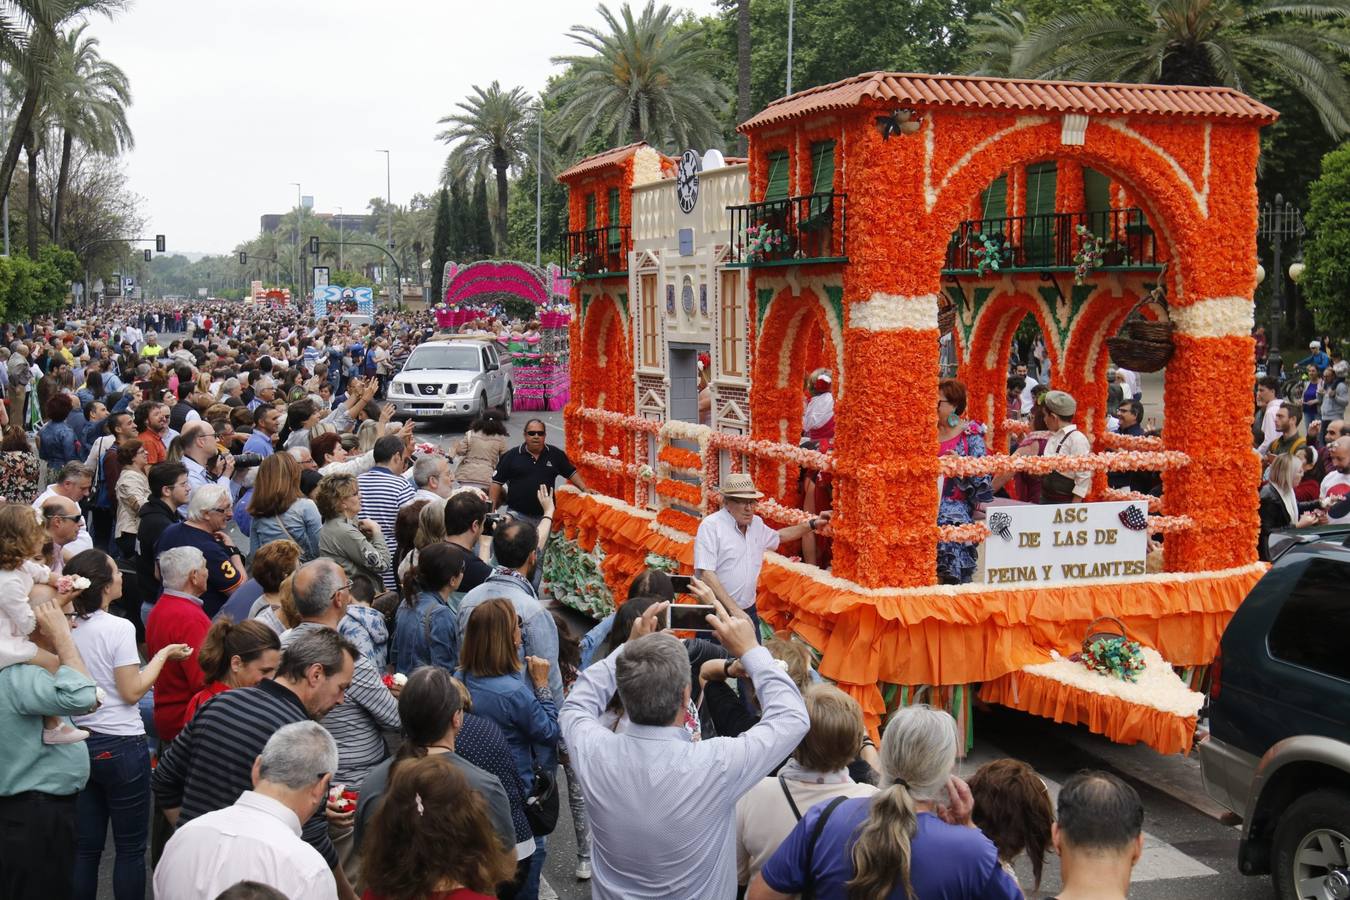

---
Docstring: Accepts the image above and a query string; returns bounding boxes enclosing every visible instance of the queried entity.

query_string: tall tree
[47,22,132,245]
[552,1,731,152]
[984,0,1350,139]
[735,0,750,153]
[437,80,532,255]
[447,177,470,261]
[0,1,127,215]
[1304,142,1350,335]
[429,188,451,305]
[470,174,493,259]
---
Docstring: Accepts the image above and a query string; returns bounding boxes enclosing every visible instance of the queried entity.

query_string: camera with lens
[481,512,508,536]
[212,451,265,474]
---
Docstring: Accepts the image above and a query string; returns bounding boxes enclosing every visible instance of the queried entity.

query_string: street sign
[197,288,208,297]
[313,266,330,288]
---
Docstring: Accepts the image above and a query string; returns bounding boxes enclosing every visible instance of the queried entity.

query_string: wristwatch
[808,517,819,531]
[723,657,738,678]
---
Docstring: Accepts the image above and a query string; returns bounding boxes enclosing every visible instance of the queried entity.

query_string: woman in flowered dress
[936,379,992,584]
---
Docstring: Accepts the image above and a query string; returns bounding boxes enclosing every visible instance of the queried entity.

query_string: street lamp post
[535,105,543,268]
[337,206,344,272]
[290,182,302,296]
[785,0,795,96]
[378,149,397,304]
[1258,193,1305,380]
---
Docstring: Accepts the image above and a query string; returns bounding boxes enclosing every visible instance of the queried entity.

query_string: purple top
[760,801,1021,900]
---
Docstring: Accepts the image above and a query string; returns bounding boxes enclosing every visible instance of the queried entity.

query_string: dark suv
[1199,525,1350,900]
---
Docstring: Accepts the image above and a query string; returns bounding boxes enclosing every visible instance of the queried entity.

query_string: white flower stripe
[1169,296,1253,338]
[848,292,939,332]
[1018,645,1204,718]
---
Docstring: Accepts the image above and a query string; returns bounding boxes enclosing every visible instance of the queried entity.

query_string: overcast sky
[95,0,719,256]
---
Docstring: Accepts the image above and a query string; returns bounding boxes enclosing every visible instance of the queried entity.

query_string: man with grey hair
[32,461,94,557]
[282,559,399,879]
[249,376,277,412]
[154,722,339,900]
[410,453,452,503]
[145,545,211,745]
[180,420,238,506]
[155,482,247,617]
[561,582,809,899]
[154,628,359,899]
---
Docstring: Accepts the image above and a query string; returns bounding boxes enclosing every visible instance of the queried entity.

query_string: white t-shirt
[72,609,143,736]
[1019,376,1039,410]
[694,508,780,610]
[1321,470,1350,524]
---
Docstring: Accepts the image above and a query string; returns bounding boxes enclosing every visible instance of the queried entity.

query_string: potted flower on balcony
[742,224,788,263]
[1073,226,1130,284]
[972,232,1011,276]
[565,252,587,279]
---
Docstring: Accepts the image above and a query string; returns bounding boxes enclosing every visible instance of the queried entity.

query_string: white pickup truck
[388,338,513,421]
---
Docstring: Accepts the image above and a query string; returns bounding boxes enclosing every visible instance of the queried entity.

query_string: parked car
[1198,524,1350,900]
[388,338,512,421]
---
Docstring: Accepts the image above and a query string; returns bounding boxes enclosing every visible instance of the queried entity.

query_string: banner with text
[981,501,1149,585]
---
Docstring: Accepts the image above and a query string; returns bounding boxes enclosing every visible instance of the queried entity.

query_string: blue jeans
[73,733,150,900]
[519,834,547,900]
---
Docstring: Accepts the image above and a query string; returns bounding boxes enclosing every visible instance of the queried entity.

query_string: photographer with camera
[179,421,238,515]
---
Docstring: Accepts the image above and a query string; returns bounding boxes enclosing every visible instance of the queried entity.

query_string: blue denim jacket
[462,671,559,792]
[392,590,458,675]
[38,421,80,470]
[249,498,323,562]
[458,571,563,698]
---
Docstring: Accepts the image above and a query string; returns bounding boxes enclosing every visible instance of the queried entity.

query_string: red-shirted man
[145,545,212,743]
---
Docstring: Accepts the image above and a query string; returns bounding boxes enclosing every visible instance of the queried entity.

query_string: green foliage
[0,249,77,323]
[1304,142,1350,334]
[542,532,614,617]
[329,269,376,290]
[429,188,452,304]
[551,1,732,152]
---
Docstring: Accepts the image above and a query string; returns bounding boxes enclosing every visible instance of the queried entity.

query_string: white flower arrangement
[1020,646,1204,718]
[1169,296,1253,339]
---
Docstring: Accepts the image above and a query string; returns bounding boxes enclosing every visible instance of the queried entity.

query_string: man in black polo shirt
[152,628,359,898]
[490,418,588,522]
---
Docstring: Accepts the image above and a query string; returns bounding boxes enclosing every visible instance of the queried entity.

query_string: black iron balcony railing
[727,192,848,266]
[561,225,630,278]
[944,207,1159,274]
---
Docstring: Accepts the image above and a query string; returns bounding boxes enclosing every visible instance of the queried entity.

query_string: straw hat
[718,473,764,500]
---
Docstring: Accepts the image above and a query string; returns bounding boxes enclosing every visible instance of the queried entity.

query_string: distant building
[260,212,374,235]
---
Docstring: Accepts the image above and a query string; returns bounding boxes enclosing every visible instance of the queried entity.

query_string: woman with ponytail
[749,705,1020,900]
[183,617,281,720]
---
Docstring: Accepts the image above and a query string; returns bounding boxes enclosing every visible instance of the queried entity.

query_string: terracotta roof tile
[556,141,650,182]
[740,72,1279,131]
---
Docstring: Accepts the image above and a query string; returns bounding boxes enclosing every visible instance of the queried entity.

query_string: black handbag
[524,764,559,836]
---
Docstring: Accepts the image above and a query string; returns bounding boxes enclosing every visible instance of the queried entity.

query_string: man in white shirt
[560,594,809,900]
[33,461,94,557]
[1041,390,1093,503]
[154,720,340,900]
[1321,437,1350,525]
[694,474,830,629]
[1015,364,1038,410]
[1256,376,1282,453]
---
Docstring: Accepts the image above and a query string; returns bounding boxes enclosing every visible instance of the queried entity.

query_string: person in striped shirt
[151,627,359,899]
[357,436,415,591]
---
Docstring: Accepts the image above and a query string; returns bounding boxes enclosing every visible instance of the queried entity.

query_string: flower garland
[1002,419,1031,435]
[658,445,702,471]
[1101,487,1163,512]
[708,430,834,472]
[1097,431,1165,451]
[575,407,661,434]
[579,451,654,482]
[938,522,992,544]
[654,478,702,506]
[1146,515,1195,535]
[938,449,1190,477]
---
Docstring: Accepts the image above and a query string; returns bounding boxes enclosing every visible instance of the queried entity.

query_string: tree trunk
[494,161,508,255]
[25,128,39,258]
[736,0,751,155]
[0,81,39,217]
[52,128,73,245]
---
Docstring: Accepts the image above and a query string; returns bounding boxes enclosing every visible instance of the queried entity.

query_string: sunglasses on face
[525,430,545,436]
[50,514,83,522]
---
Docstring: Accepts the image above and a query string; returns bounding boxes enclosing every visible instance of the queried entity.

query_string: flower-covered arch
[571,293,635,501]
[749,281,843,504]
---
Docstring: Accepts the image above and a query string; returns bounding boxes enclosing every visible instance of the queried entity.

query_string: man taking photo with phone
[560,583,808,898]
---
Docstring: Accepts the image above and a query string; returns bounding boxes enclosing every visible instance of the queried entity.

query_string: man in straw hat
[694,474,831,634]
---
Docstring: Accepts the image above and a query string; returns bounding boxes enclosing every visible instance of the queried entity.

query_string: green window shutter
[810,141,836,195]
[585,194,596,230]
[607,187,621,249]
[981,175,1008,222]
[764,151,789,203]
[1025,163,1059,266]
[1084,168,1112,216]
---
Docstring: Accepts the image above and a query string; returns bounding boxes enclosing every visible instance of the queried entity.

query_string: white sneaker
[575,859,592,881]
[43,724,89,745]
[538,876,560,899]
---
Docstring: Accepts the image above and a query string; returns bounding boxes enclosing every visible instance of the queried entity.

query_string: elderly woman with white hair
[151,482,247,617]
[748,705,1021,900]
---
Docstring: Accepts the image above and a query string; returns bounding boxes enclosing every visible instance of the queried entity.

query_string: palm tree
[552,1,731,152]
[0,0,128,218]
[437,80,533,255]
[979,0,1350,139]
[735,0,750,154]
[47,22,131,245]
[961,6,1034,77]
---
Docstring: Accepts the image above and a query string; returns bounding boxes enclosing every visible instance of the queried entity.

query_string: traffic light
[155,234,165,253]
[308,236,319,255]
[144,249,152,262]
[239,251,247,265]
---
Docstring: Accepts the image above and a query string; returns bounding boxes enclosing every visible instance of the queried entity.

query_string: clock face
[676,150,701,214]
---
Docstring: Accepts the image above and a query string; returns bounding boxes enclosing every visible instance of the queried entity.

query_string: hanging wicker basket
[938,302,956,334]
[1106,276,1173,372]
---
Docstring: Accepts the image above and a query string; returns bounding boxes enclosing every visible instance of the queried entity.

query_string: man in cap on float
[694,474,831,634]
[802,368,835,451]
[1040,389,1093,503]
